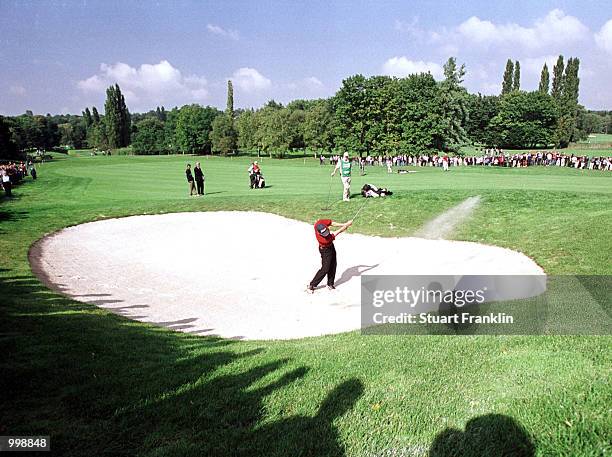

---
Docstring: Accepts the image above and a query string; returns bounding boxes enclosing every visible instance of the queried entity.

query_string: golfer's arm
[332,222,352,237]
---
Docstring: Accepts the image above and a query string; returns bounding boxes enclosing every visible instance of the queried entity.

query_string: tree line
[2,55,611,160]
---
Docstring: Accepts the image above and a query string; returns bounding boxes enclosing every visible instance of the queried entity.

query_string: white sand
[30,211,545,340]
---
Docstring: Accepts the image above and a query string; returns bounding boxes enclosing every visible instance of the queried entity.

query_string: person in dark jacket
[185,164,196,196]
[194,162,205,196]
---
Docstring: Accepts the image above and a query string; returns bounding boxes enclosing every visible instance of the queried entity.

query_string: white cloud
[382,57,444,79]
[77,60,209,109]
[595,19,612,54]
[9,85,26,96]
[457,9,589,49]
[394,17,423,37]
[303,76,324,89]
[522,55,558,76]
[230,67,271,93]
[480,82,502,95]
[206,24,239,41]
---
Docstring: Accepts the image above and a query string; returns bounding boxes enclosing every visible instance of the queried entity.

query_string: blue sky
[1,0,611,115]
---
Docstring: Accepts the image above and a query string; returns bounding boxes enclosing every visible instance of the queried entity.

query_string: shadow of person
[429,413,535,457]
[247,378,364,456]
[336,264,379,287]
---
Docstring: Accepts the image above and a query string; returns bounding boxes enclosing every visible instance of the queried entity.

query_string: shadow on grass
[0,270,364,456]
[429,413,535,457]
[0,209,28,233]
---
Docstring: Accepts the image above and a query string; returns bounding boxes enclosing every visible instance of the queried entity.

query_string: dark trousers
[196,179,204,195]
[2,181,11,197]
[310,244,337,288]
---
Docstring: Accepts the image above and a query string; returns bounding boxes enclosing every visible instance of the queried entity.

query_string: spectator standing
[194,162,205,196]
[185,164,196,196]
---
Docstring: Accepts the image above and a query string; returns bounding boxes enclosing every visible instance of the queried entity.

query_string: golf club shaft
[322,174,333,209]
[352,199,368,221]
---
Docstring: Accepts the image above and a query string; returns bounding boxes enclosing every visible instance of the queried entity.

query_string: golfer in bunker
[307,218,353,293]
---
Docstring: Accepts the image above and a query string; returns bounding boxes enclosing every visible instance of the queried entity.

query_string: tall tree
[556,57,581,147]
[434,57,469,150]
[226,80,234,120]
[92,106,101,124]
[83,108,93,128]
[538,63,550,94]
[103,84,131,148]
[512,61,521,92]
[551,55,565,100]
[501,59,514,95]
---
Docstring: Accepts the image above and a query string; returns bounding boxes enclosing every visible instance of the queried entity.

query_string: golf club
[321,174,333,210]
[351,197,368,222]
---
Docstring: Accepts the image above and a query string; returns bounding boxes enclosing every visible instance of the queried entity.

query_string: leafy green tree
[303,99,335,153]
[236,109,259,152]
[210,114,237,155]
[489,91,558,148]
[538,63,550,94]
[175,104,220,154]
[396,73,443,155]
[132,118,166,154]
[501,59,514,95]
[70,119,87,149]
[512,61,521,92]
[465,94,500,146]
[578,111,604,135]
[0,116,19,159]
[210,81,238,154]
[154,106,167,122]
[163,107,179,151]
[332,74,370,156]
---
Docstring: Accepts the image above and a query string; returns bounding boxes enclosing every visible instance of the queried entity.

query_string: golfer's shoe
[306,285,314,294]
[327,285,336,290]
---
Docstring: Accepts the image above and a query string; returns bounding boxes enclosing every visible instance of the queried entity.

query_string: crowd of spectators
[1,161,36,197]
[321,150,611,172]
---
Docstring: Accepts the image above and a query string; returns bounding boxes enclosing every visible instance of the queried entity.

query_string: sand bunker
[30,211,544,340]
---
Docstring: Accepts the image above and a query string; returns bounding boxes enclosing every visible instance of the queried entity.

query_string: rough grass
[1,154,610,456]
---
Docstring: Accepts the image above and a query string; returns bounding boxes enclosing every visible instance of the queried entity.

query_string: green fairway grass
[1,154,610,456]
[577,133,612,144]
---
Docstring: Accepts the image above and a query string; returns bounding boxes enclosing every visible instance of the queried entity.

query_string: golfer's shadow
[335,264,379,287]
[250,379,364,456]
[429,413,535,456]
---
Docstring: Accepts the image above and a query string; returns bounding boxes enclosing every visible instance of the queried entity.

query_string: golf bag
[361,183,392,198]
[251,172,265,189]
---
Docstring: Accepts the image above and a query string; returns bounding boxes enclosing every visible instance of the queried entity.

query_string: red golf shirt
[314,219,335,248]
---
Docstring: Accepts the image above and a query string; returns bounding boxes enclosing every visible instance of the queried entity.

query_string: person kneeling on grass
[306,218,353,293]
